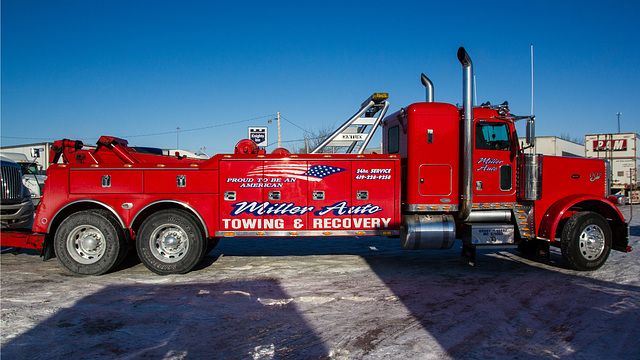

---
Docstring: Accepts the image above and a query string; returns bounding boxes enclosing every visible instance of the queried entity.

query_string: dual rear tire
[54,208,215,275]
[135,209,209,275]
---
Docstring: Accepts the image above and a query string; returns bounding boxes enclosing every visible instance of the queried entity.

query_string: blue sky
[2,0,638,154]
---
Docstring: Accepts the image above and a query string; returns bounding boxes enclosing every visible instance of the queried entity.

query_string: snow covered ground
[1,206,639,359]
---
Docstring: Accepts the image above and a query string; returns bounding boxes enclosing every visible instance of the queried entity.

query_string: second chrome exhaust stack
[458,47,474,221]
[421,73,434,102]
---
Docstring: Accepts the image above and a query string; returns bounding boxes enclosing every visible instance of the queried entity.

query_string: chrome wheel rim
[149,223,189,263]
[578,224,605,260]
[67,225,106,264]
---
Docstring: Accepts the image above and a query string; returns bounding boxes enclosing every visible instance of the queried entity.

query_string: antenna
[530,43,534,116]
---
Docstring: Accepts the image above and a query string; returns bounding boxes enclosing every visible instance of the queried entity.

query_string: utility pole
[268,111,282,148]
[617,112,621,133]
[277,111,281,148]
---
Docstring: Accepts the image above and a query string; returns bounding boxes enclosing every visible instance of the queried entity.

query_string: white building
[518,136,584,157]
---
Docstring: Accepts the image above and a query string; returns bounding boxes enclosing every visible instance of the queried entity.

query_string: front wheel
[561,211,612,271]
[136,209,206,275]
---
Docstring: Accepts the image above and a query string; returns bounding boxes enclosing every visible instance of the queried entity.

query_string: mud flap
[41,236,55,261]
[461,244,476,266]
[535,240,551,262]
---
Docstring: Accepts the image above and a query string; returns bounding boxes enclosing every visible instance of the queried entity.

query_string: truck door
[219,160,264,232]
[307,161,352,231]
[261,160,309,231]
[472,119,516,202]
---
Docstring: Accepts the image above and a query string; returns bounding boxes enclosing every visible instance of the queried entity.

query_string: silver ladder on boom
[311,93,389,154]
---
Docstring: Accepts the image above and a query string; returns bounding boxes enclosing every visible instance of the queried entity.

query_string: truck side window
[475,122,511,151]
[388,126,399,154]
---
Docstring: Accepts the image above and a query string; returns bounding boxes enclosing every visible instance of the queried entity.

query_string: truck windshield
[19,163,41,175]
[475,122,511,151]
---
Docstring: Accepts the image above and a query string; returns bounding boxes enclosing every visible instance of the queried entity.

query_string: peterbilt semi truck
[1,47,631,275]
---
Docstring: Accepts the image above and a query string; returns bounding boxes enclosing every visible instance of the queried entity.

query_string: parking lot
[1,206,639,359]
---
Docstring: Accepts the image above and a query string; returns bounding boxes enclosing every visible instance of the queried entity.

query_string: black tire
[561,211,612,271]
[54,209,128,275]
[136,209,206,275]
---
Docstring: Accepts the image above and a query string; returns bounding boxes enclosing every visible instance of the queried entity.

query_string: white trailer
[585,133,639,204]
[0,142,53,172]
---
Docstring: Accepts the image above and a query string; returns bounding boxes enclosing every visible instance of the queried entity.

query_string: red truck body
[1,47,630,275]
[26,143,401,238]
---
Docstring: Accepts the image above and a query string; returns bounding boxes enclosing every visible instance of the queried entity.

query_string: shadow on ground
[2,233,639,359]
[1,279,329,359]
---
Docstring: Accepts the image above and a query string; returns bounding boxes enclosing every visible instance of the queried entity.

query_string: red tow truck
[1,47,631,275]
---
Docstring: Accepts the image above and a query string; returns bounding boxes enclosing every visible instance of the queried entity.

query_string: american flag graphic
[247,164,347,182]
[304,165,347,178]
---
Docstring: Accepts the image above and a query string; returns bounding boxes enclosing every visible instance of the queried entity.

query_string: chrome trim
[224,191,236,201]
[404,204,459,212]
[131,200,209,238]
[518,154,543,201]
[466,210,512,222]
[102,175,111,188]
[1,164,22,202]
[511,204,536,239]
[48,199,126,233]
[215,229,399,237]
[400,214,456,250]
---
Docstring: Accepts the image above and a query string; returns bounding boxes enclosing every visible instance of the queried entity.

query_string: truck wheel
[561,211,612,271]
[54,210,128,275]
[136,209,206,275]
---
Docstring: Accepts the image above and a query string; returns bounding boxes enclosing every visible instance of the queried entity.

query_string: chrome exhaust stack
[458,47,474,221]
[421,73,434,102]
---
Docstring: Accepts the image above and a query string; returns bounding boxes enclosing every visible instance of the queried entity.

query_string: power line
[0,114,276,142]
[279,115,308,132]
[266,138,306,147]
[1,135,59,140]
[123,115,275,138]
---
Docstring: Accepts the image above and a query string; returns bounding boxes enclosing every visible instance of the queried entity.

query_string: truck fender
[538,194,628,249]
[47,199,127,234]
[130,200,210,238]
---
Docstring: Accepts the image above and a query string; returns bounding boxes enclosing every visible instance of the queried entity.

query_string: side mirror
[525,117,536,147]
[30,148,41,158]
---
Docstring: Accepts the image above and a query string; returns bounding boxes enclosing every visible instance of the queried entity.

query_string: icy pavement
[1,206,639,359]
